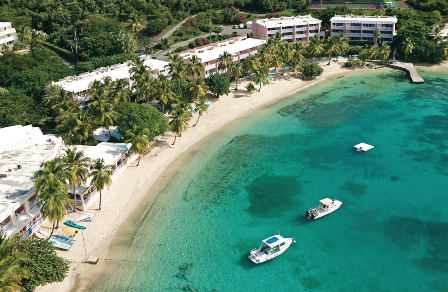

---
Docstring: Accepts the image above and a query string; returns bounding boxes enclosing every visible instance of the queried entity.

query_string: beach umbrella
[337,56,343,58]
[190,110,197,114]
[206,104,211,107]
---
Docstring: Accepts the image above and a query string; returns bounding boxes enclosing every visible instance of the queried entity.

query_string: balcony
[282,28,294,33]
[296,33,308,38]
[205,63,216,71]
[240,53,249,59]
[346,33,362,37]
[348,26,362,30]
[309,26,319,30]
[267,30,280,35]
[282,35,294,40]
[308,33,317,37]
[1,221,13,236]
[232,56,239,62]
[0,28,16,36]
[380,27,394,31]
[29,200,38,211]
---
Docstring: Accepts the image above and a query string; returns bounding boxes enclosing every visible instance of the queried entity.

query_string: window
[296,25,306,28]
[363,23,375,27]
[282,32,293,36]
[282,26,293,29]
[309,30,318,34]
[349,30,361,34]
[381,31,392,35]
[350,37,360,41]
[382,24,393,28]
[268,27,277,31]
[350,23,361,27]
[333,23,344,27]
[332,29,343,33]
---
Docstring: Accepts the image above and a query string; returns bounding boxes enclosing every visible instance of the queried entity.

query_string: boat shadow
[237,254,260,271]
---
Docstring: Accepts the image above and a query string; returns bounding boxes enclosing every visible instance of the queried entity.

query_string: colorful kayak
[64,221,86,229]
[72,213,95,222]
[52,235,76,242]
[62,229,77,235]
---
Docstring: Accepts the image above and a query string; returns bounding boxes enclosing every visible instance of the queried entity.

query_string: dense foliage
[407,0,448,14]
[117,103,168,141]
[206,73,231,98]
[17,237,69,291]
[0,47,74,99]
[301,62,323,78]
[0,90,46,127]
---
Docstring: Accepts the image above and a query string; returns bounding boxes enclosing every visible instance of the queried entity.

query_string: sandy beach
[35,59,445,292]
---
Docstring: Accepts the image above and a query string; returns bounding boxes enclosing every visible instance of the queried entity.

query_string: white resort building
[330,15,398,43]
[51,56,170,101]
[0,22,18,50]
[251,15,324,42]
[0,125,64,239]
[179,35,266,78]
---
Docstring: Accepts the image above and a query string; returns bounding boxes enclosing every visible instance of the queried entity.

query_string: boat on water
[248,235,294,264]
[303,198,342,219]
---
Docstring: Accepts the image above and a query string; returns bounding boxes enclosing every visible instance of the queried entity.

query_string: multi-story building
[330,15,398,43]
[52,56,170,101]
[0,22,18,50]
[179,35,266,78]
[0,125,64,239]
[251,15,324,43]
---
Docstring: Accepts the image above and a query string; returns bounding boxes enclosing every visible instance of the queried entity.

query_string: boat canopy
[262,235,285,247]
[319,198,333,205]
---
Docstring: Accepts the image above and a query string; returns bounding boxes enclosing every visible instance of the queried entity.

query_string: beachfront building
[0,125,64,239]
[330,15,398,43]
[251,15,324,43]
[0,22,18,50]
[68,143,137,211]
[51,56,170,102]
[179,35,266,78]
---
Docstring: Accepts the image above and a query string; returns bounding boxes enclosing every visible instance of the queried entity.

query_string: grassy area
[279,9,301,16]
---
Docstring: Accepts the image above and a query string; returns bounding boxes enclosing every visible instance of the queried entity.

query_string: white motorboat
[248,235,294,264]
[303,198,342,219]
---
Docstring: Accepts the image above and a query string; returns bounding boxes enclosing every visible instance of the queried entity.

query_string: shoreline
[36,61,447,292]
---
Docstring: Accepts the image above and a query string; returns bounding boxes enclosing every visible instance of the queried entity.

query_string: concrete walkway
[386,61,424,83]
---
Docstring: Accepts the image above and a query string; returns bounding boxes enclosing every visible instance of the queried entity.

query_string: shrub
[302,62,323,78]
[36,39,76,62]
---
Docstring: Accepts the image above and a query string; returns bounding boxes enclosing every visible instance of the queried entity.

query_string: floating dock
[354,143,374,152]
[385,61,424,83]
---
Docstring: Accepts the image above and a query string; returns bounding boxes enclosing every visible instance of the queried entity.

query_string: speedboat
[303,198,342,219]
[248,235,294,264]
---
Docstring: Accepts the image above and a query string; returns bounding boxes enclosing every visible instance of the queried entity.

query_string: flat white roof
[0,125,63,221]
[331,15,397,23]
[180,38,266,63]
[0,22,12,27]
[255,15,321,28]
[68,142,130,194]
[54,57,170,94]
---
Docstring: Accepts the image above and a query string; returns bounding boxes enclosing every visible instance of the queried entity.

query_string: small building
[0,125,64,239]
[179,35,266,78]
[330,15,397,43]
[52,56,170,101]
[67,142,137,211]
[251,15,324,43]
[0,22,18,50]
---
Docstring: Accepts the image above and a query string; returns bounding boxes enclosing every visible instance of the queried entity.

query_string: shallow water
[91,69,448,291]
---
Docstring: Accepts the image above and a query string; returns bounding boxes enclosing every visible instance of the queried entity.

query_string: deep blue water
[91,68,448,291]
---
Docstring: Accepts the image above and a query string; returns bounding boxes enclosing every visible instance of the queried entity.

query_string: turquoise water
[91,69,448,292]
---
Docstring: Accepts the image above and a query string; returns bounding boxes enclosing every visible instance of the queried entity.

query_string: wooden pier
[385,61,424,83]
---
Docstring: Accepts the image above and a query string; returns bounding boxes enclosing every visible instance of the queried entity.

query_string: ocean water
[91,69,448,292]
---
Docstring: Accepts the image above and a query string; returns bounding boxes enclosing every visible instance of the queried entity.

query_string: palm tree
[97,103,118,136]
[231,62,244,90]
[129,57,148,89]
[242,56,258,79]
[373,29,381,47]
[0,234,29,292]
[324,35,343,65]
[186,55,204,80]
[379,43,391,60]
[110,79,131,103]
[193,98,209,127]
[217,51,233,73]
[36,176,72,235]
[401,37,414,60]
[281,43,295,73]
[253,65,269,91]
[168,53,187,81]
[43,85,77,117]
[270,55,283,79]
[137,71,156,103]
[153,75,176,112]
[63,147,91,212]
[288,58,302,77]
[307,35,324,60]
[258,49,271,66]
[89,158,113,210]
[116,31,137,54]
[18,26,32,45]
[129,13,145,33]
[169,102,192,145]
[125,127,151,166]
[189,78,209,101]
[368,46,379,60]
[33,159,68,212]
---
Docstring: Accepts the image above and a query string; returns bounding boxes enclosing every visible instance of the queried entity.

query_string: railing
[267,30,280,34]
[295,33,308,38]
[15,209,26,221]
[205,63,216,71]
[29,200,38,210]
[240,53,249,59]
[1,221,13,236]
[309,26,319,30]
[282,35,294,40]
[22,218,44,240]
[281,29,294,33]
[0,28,16,36]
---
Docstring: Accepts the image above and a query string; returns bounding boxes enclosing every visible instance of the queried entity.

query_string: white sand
[35,60,424,291]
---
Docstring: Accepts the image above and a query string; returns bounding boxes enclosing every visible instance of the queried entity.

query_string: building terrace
[179,35,266,77]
